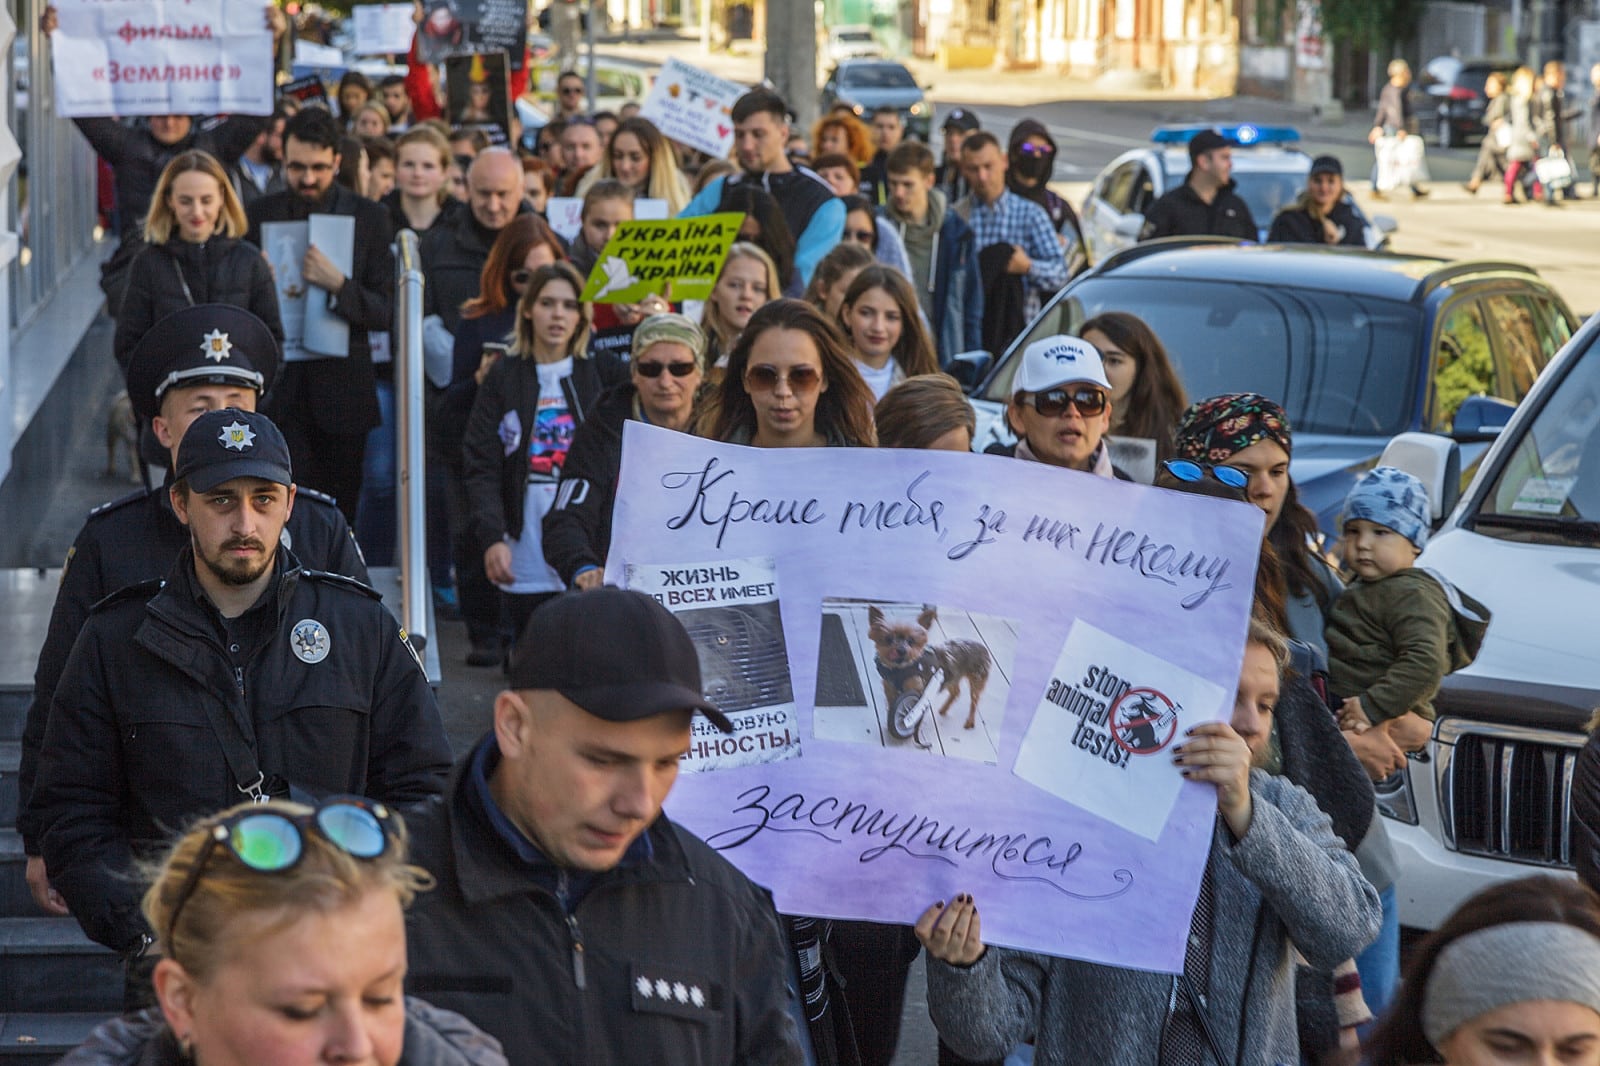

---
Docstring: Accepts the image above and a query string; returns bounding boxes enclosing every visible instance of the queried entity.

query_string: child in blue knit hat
[1327,467,1489,740]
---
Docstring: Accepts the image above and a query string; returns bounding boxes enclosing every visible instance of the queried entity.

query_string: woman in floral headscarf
[1174,392,1341,656]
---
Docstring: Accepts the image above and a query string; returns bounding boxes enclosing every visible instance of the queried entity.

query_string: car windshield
[1232,170,1308,229]
[842,65,916,89]
[837,30,874,42]
[982,277,1422,436]
[1477,339,1600,535]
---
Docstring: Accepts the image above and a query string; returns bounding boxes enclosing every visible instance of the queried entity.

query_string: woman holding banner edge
[917,616,1380,1065]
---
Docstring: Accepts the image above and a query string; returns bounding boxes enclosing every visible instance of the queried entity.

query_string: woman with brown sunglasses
[698,299,876,448]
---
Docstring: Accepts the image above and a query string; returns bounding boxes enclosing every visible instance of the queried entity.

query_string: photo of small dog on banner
[813,599,1016,763]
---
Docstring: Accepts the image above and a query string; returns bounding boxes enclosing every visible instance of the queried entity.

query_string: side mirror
[1113,215,1144,239]
[1452,394,1515,439]
[947,349,993,391]
[1379,431,1461,521]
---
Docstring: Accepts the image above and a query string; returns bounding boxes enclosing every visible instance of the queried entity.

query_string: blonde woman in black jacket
[113,150,283,371]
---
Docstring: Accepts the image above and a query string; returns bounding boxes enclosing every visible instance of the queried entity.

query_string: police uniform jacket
[32,550,452,955]
[461,350,625,559]
[15,480,368,853]
[402,739,804,1065]
[1140,178,1259,242]
[112,237,285,372]
[246,185,395,435]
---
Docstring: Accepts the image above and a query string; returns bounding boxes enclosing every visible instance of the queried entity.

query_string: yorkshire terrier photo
[866,604,993,729]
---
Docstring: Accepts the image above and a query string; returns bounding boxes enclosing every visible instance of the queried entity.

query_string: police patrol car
[1079,124,1384,265]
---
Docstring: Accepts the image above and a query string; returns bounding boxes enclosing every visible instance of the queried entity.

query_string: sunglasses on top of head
[1022,386,1107,417]
[1163,459,1250,490]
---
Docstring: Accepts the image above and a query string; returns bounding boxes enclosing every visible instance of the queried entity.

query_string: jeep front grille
[1437,719,1583,868]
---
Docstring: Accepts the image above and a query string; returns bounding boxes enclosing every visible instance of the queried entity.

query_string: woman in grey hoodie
[918,618,1381,1066]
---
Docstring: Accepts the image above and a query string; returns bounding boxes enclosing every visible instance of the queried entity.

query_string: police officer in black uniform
[30,409,452,992]
[17,305,369,917]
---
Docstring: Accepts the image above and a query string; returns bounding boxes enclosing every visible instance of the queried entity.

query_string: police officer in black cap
[1140,128,1259,241]
[936,108,981,204]
[30,408,452,992]
[17,304,368,918]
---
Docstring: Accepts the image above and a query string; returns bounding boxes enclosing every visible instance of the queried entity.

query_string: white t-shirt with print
[502,357,574,594]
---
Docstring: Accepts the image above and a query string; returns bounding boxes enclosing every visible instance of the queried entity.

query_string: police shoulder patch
[300,569,383,600]
[87,488,153,520]
[89,578,165,613]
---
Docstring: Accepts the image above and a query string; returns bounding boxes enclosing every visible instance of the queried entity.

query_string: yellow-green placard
[580,213,744,304]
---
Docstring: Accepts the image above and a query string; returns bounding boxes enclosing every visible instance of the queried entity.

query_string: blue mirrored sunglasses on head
[165,799,393,949]
[1163,458,1249,490]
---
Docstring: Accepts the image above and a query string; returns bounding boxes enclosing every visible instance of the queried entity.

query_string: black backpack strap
[197,698,270,803]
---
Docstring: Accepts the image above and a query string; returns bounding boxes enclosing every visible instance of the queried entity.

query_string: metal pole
[586,0,598,108]
[393,229,429,652]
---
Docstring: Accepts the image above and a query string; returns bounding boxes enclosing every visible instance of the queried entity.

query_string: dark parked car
[1412,56,1519,149]
[964,240,1577,532]
[820,58,933,143]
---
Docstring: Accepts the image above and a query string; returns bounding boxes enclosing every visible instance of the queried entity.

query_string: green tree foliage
[1319,0,1426,50]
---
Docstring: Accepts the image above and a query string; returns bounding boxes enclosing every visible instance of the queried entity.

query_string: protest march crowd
[17,3,1600,1065]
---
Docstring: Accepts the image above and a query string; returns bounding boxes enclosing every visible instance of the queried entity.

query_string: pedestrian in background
[701,242,781,373]
[1588,62,1600,197]
[1503,66,1546,204]
[574,116,691,214]
[837,266,938,401]
[1006,120,1084,273]
[803,242,875,323]
[1464,71,1509,195]
[812,112,876,173]
[1535,59,1581,199]
[721,184,801,297]
[1365,876,1600,1066]
[58,798,507,1066]
[880,142,983,364]
[1369,59,1429,200]
[385,126,462,234]
[875,373,976,452]
[936,108,980,203]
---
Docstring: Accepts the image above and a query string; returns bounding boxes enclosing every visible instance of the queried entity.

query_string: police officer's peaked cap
[126,304,280,422]
[176,408,293,494]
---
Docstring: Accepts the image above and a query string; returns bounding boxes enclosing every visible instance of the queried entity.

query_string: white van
[1379,312,1600,928]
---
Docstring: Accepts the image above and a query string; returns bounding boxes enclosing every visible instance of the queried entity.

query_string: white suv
[1379,312,1600,928]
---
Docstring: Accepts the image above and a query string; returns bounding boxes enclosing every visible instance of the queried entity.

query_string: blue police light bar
[1150,124,1302,146]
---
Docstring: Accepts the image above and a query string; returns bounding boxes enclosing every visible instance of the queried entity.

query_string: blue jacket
[883,199,984,362]
[680,169,845,286]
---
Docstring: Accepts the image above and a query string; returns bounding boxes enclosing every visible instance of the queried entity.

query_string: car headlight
[850,103,864,116]
[1374,763,1419,825]
[909,101,926,116]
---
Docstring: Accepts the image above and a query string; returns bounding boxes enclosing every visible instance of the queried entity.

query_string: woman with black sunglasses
[542,314,707,591]
[61,798,506,1066]
[984,333,1131,480]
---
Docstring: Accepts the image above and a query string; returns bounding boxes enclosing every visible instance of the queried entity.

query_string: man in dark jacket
[935,108,980,204]
[881,141,982,363]
[247,106,395,521]
[39,4,285,303]
[419,148,531,665]
[1140,129,1259,241]
[403,588,805,1064]
[32,408,451,963]
[17,306,369,919]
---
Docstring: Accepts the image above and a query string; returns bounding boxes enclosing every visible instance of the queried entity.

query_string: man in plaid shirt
[953,131,1069,321]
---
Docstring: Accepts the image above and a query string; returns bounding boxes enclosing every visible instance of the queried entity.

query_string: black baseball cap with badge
[942,107,980,133]
[126,304,281,423]
[175,408,294,494]
[508,587,734,734]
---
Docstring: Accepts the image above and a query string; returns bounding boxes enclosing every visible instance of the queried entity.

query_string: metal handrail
[394,229,428,651]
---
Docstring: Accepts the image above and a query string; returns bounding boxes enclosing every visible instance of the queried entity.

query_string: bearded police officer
[17,305,369,917]
[30,409,451,982]
[403,588,804,1064]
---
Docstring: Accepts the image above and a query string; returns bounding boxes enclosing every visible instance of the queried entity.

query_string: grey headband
[1422,921,1600,1047]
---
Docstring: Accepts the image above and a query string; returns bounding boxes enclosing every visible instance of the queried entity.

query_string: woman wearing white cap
[1365,875,1600,1065]
[983,333,1131,480]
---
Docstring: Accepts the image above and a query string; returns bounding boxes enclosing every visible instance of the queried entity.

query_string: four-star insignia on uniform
[219,420,256,451]
[201,328,233,363]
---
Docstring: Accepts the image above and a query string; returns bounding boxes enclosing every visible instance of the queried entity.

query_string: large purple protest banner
[606,423,1264,972]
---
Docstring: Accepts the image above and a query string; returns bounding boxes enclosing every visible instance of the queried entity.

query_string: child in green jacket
[1327,467,1490,741]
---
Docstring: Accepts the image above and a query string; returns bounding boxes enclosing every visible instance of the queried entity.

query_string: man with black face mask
[1006,120,1083,272]
[246,107,396,521]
